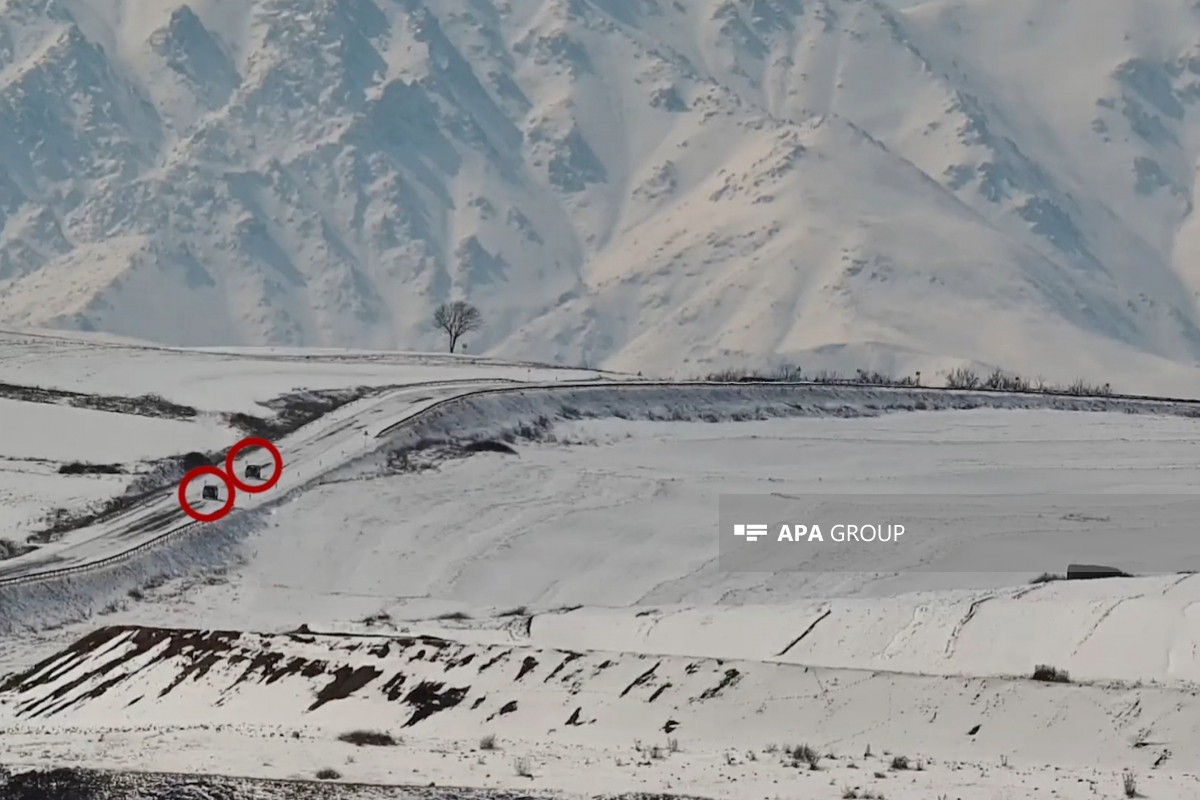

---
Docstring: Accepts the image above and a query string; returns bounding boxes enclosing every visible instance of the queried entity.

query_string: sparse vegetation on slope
[1031,665,1072,683]
[701,365,1115,397]
[225,387,380,440]
[0,382,198,420]
[58,462,124,475]
[16,385,388,547]
[0,763,738,799]
[337,730,399,747]
[0,539,36,561]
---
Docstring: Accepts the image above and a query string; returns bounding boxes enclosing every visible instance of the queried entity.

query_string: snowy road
[7,376,1200,588]
[0,380,525,582]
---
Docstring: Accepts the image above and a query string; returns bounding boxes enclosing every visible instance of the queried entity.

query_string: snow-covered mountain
[6,0,1200,387]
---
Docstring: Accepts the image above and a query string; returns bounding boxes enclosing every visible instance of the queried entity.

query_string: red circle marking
[178,466,236,522]
[225,436,283,493]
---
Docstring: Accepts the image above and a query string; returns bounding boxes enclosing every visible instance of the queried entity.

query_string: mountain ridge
[3,0,1200,390]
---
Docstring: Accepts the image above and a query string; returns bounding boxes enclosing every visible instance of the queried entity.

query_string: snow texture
[5,1,1200,392]
[3,343,1200,798]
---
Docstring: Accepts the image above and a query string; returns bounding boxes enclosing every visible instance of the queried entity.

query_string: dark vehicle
[201,484,220,501]
[244,464,263,480]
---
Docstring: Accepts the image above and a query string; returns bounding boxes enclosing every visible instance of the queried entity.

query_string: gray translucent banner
[717,494,1200,573]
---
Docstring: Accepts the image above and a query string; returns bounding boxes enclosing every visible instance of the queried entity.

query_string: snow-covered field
[0,396,232,538]
[115,408,1200,624]
[3,340,1200,799]
[0,330,607,547]
[0,398,233,463]
[0,329,606,413]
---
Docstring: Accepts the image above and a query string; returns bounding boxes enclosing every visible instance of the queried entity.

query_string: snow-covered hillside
[5,402,1200,798]
[7,0,1200,390]
[2,620,1196,799]
[6,333,1200,797]
[0,330,603,557]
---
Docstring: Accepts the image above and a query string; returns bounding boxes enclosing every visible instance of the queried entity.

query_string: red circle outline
[224,437,283,493]
[178,466,236,522]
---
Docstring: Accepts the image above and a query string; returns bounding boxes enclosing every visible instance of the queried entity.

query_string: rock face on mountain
[5,0,1200,387]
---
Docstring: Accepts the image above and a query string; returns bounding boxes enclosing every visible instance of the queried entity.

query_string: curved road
[0,380,530,585]
[5,375,1200,589]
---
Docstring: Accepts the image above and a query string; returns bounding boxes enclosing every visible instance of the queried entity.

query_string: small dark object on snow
[464,440,517,455]
[201,484,219,501]
[244,463,263,480]
[1067,563,1130,580]
[181,451,211,471]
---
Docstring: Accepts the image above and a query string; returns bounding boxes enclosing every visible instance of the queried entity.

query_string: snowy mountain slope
[10,406,1200,667]
[2,622,1197,799]
[5,0,1200,389]
[4,622,1197,762]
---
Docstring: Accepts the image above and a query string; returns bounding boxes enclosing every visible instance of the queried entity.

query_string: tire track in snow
[944,583,1043,658]
[1072,594,1146,656]
[944,593,996,657]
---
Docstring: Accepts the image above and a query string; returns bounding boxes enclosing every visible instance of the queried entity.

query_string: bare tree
[433,301,483,352]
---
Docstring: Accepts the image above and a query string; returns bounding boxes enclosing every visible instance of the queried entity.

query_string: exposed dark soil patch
[26,386,390,545]
[385,434,528,475]
[225,386,381,440]
[2,627,243,718]
[463,440,518,455]
[0,382,197,420]
[180,451,213,471]
[337,730,399,747]
[542,653,582,684]
[0,538,37,560]
[515,656,538,681]
[57,462,124,475]
[477,650,511,673]
[620,662,660,698]
[486,699,518,721]
[694,668,741,701]
[381,672,408,701]
[401,680,470,726]
[0,765,714,799]
[310,666,384,710]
